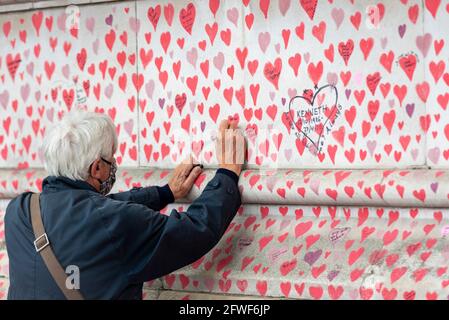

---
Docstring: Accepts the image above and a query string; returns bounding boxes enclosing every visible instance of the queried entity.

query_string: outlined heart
[286,84,340,154]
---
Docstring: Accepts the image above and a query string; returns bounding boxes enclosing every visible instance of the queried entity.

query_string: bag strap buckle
[34,233,50,252]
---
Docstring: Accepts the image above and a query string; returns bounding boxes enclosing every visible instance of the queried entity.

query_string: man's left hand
[168,155,203,200]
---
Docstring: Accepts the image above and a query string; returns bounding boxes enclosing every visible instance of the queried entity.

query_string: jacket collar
[42,175,98,193]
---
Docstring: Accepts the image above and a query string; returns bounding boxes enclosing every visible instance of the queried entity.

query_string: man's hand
[216,118,246,176]
[168,156,203,200]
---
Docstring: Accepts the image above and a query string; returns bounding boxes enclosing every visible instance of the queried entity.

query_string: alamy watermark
[65,265,80,290]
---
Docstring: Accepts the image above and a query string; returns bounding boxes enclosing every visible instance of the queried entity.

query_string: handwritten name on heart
[286,84,343,155]
[6,53,21,80]
[300,0,318,20]
[263,58,282,89]
[180,3,196,35]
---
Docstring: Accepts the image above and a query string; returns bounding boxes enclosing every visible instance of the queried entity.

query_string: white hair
[43,110,118,180]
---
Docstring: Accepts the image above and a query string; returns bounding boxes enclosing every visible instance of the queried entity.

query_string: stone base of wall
[1,168,449,300]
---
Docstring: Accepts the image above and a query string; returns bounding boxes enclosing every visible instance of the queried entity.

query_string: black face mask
[90,157,117,195]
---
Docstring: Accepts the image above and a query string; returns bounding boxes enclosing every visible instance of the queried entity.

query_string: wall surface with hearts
[1,0,449,170]
[1,167,449,300]
[1,0,449,300]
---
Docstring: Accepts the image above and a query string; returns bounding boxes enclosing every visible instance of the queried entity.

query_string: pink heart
[331,8,344,28]
[258,32,270,53]
[92,39,99,55]
[416,33,432,57]
[275,43,280,54]
[46,108,54,122]
[381,37,388,49]
[145,80,155,99]
[85,17,95,33]
[189,101,195,113]
[267,247,288,263]
[18,118,24,131]
[367,140,377,156]
[280,219,291,230]
[186,47,197,67]
[26,62,34,77]
[124,119,134,137]
[304,52,310,64]
[327,72,338,86]
[105,84,114,99]
[213,52,224,71]
[288,88,297,99]
[266,176,278,192]
[129,17,140,33]
[20,84,30,102]
[349,289,359,299]
[227,7,239,27]
[35,91,41,102]
[57,12,66,31]
[428,147,440,164]
[62,64,70,79]
[279,0,291,16]
[204,278,214,291]
[310,179,320,195]
[0,90,9,109]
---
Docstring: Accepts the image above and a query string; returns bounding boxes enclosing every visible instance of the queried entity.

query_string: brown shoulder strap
[30,193,84,300]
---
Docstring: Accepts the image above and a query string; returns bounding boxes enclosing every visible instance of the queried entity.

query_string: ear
[89,158,103,179]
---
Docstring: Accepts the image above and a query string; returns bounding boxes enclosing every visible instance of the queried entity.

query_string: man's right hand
[216,118,246,176]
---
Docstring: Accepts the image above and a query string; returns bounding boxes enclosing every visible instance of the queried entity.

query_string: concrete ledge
[154,290,282,300]
[1,171,449,300]
[1,191,449,299]
[0,2,32,12]
[0,0,123,13]
[1,167,449,207]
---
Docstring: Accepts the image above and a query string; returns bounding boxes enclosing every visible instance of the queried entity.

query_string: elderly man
[5,111,245,299]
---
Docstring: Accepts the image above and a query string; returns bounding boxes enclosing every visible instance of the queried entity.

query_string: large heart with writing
[286,85,340,155]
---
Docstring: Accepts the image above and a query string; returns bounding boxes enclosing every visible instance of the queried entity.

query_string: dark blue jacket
[5,169,241,299]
